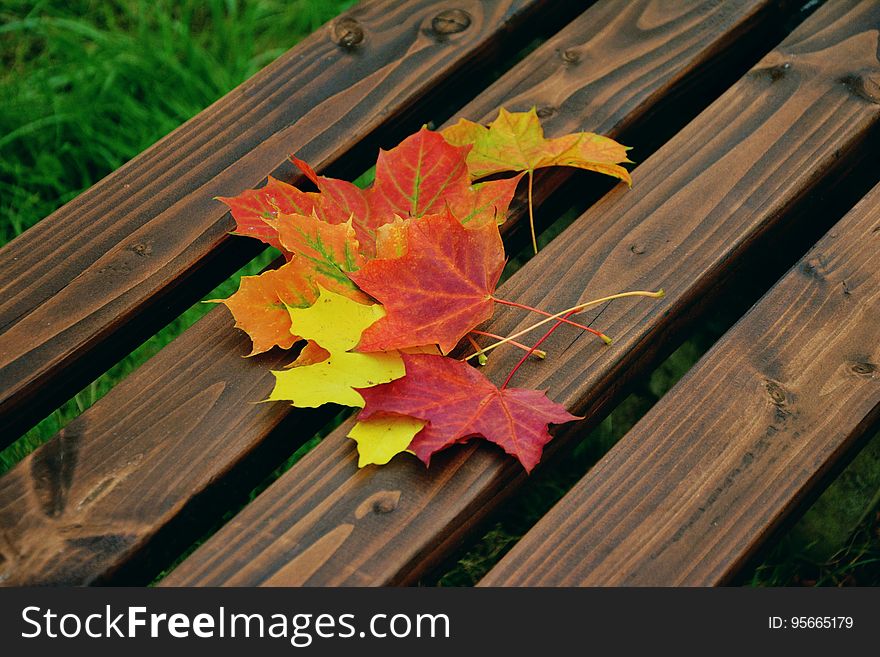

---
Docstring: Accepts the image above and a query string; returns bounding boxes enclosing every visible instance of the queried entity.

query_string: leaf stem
[463,289,664,363]
[501,310,575,389]
[466,334,488,366]
[528,169,537,254]
[493,297,610,343]
[470,330,546,359]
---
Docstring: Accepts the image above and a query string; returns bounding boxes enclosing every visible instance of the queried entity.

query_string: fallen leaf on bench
[347,415,426,467]
[272,212,369,301]
[210,259,319,356]
[288,128,517,255]
[357,353,580,472]
[268,286,404,408]
[369,127,471,218]
[218,176,320,253]
[442,107,632,183]
[217,109,635,472]
[350,209,505,354]
[443,107,632,253]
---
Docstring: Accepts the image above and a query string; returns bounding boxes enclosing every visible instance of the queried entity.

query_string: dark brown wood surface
[0,0,573,443]
[482,182,880,586]
[0,0,794,586]
[161,0,880,586]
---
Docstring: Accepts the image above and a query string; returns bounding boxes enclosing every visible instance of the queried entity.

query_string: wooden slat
[161,0,880,586]
[0,0,573,443]
[0,0,793,586]
[482,182,880,586]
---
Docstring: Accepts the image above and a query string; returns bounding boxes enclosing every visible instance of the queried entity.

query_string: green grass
[2,0,877,587]
[0,0,353,472]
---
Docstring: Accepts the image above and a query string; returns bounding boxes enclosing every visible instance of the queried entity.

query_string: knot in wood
[765,381,787,405]
[766,63,790,81]
[843,73,880,104]
[128,242,152,257]
[800,256,827,282]
[630,243,646,255]
[332,17,364,48]
[851,361,877,376]
[561,49,580,64]
[372,491,399,514]
[536,106,556,119]
[431,9,471,35]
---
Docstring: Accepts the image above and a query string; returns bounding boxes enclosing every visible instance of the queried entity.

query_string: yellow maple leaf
[347,415,426,467]
[442,107,632,253]
[442,107,632,182]
[267,286,404,408]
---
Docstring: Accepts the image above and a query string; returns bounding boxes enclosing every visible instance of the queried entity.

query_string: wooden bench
[0,0,878,586]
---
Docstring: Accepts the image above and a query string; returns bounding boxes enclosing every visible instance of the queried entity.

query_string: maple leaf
[211,259,320,356]
[442,107,632,183]
[350,209,505,354]
[268,286,405,408]
[272,212,368,301]
[213,215,369,356]
[368,129,522,226]
[283,340,330,368]
[287,128,517,255]
[443,108,632,253]
[217,176,319,253]
[347,415,426,467]
[369,127,471,218]
[374,217,409,259]
[358,354,579,472]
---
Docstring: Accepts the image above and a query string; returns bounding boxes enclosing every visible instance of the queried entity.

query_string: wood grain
[478,0,798,251]
[0,0,571,442]
[0,0,794,586]
[161,0,880,586]
[482,182,880,586]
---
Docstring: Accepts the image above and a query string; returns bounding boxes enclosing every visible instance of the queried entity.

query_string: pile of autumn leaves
[217,109,631,472]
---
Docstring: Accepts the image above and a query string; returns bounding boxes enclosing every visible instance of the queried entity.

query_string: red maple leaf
[350,209,505,354]
[357,353,579,472]
[289,128,471,256]
[290,128,517,254]
[219,129,518,260]
[217,177,319,253]
[369,127,471,218]
[289,155,373,229]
